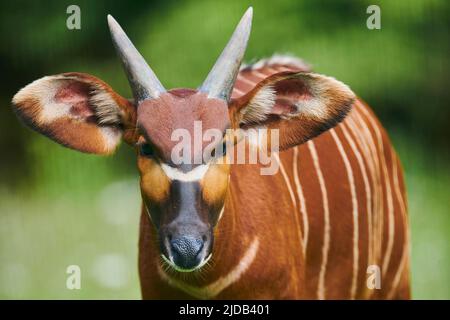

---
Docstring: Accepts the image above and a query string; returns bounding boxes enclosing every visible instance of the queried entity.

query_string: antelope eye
[139,143,154,157]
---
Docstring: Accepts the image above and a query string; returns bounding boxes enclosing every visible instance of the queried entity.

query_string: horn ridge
[108,15,165,103]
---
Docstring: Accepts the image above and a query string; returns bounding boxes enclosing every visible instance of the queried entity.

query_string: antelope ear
[12,73,136,155]
[230,72,355,150]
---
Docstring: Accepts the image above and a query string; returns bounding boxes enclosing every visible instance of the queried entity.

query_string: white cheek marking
[157,237,260,299]
[161,163,209,182]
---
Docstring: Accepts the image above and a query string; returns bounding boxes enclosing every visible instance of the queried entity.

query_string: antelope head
[12,7,355,272]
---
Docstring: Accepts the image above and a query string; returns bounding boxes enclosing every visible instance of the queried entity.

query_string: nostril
[202,235,207,242]
[170,237,203,255]
[169,236,204,269]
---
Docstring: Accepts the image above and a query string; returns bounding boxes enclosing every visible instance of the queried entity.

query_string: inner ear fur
[229,71,355,150]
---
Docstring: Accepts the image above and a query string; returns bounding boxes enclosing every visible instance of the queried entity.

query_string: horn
[199,7,253,102]
[107,15,165,103]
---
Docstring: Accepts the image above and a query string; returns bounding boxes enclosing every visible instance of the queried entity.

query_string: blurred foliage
[0,0,448,299]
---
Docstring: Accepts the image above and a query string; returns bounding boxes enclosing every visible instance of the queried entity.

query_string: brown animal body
[139,60,410,299]
[11,8,410,299]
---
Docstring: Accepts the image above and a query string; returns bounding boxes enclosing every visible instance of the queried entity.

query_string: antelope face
[12,7,356,274]
[136,90,231,271]
[107,8,253,272]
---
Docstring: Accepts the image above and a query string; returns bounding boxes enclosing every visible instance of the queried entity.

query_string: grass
[0,138,142,299]
[393,135,450,299]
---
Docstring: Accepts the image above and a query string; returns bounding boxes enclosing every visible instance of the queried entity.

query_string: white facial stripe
[161,163,210,182]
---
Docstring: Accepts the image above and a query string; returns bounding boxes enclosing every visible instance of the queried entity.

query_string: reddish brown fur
[138,63,410,299]
[139,100,410,299]
[137,91,229,163]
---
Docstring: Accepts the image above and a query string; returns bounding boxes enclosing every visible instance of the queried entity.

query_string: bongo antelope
[12,8,410,299]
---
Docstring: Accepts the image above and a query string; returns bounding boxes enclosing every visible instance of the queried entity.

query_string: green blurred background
[0,0,448,299]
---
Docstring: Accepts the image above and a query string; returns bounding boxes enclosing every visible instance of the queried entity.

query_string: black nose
[170,236,204,269]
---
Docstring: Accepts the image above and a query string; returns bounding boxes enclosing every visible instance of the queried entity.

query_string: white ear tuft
[13,76,71,124]
[293,73,354,121]
[89,85,124,126]
[239,85,275,125]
